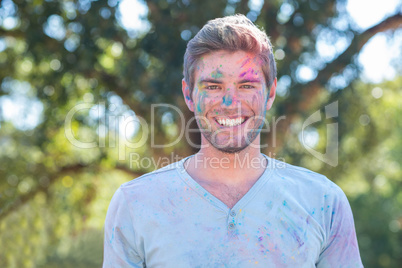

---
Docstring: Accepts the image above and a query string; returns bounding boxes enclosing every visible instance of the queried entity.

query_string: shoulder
[266,157,348,210]
[270,157,343,194]
[108,158,191,222]
[122,160,181,186]
[266,158,353,235]
[116,158,189,200]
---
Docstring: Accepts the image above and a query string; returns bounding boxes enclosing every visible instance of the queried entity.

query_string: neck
[185,137,267,186]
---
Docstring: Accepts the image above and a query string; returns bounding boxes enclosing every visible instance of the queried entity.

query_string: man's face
[182,50,276,153]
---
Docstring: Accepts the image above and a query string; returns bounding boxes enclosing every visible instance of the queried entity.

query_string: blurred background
[0,0,401,267]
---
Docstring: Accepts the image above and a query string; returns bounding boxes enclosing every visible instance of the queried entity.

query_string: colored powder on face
[196,91,207,113]
[240,68,262,80]
[211,71,223,79]
[197,101,202,113]
[240,58,251,68]
[240,67,262,80]
[222,95,233,106]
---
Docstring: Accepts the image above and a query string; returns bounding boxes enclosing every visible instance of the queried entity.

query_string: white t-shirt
[103,155,363,267]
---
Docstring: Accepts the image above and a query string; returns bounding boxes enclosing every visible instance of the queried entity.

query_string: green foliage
[0,0,401,267]
[338,78,402,267]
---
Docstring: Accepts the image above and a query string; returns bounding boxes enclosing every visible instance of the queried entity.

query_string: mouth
[215,116,248,127]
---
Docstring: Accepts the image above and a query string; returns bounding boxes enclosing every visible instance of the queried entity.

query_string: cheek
[208,98,217,107]
[251,92,265,110]
[196,96,205,113]
[195,91,211,113]
[252,95,258,107]
[192,88,201,112]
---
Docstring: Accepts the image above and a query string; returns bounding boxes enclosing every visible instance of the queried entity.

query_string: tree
[0,0,401,267]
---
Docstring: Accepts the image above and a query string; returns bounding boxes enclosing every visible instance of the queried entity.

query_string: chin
[207,137,257,154]
[201,128,261,153]
[215,146,248,154]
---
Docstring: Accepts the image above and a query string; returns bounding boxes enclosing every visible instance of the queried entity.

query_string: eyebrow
[238,78,262,83]
[199,78,223,84]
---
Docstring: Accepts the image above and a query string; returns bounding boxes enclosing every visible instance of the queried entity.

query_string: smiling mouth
[215,117,247,127]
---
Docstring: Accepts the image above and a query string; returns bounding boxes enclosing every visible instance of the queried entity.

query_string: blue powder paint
[197,92,207,112]
[222,95,233,106]
[283,200,291,211]
[110,227,115,244]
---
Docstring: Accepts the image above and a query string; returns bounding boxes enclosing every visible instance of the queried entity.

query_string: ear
[182,79,194,112]
[266,77,277,111]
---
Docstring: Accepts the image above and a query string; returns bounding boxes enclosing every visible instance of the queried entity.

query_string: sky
[346,0,401,82]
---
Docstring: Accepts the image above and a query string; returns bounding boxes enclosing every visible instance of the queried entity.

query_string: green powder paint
[211,71,223,79]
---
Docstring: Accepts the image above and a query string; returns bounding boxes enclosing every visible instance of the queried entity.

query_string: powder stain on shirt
[104,157,363,267]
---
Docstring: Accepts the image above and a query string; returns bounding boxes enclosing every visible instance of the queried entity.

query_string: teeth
[217,117,245,127]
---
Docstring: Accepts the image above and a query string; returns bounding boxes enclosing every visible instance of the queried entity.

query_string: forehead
[195,50,263,77]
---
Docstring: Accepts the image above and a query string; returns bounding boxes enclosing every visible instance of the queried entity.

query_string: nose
[222,88,240,108]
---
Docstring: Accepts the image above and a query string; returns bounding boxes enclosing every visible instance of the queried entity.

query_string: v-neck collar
[176,154,274,213]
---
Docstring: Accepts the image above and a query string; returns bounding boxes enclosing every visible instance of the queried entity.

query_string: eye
[206,85,221,90]
[240,84,255,89]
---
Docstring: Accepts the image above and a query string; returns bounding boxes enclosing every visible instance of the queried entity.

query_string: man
[103,14,363,267]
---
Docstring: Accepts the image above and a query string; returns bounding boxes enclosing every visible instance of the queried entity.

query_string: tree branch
[0,163,145,222]
[267,13,402,152]
[300,12,401,112]
[0,28,25,38]
[0,164,86,221]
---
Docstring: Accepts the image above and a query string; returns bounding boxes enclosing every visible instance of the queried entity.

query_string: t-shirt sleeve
[316,188,363,268]
[103,188,144,268]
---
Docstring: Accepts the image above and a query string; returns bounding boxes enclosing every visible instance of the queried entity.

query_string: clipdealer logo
[301,101,338,167]
[64,101,339,166]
